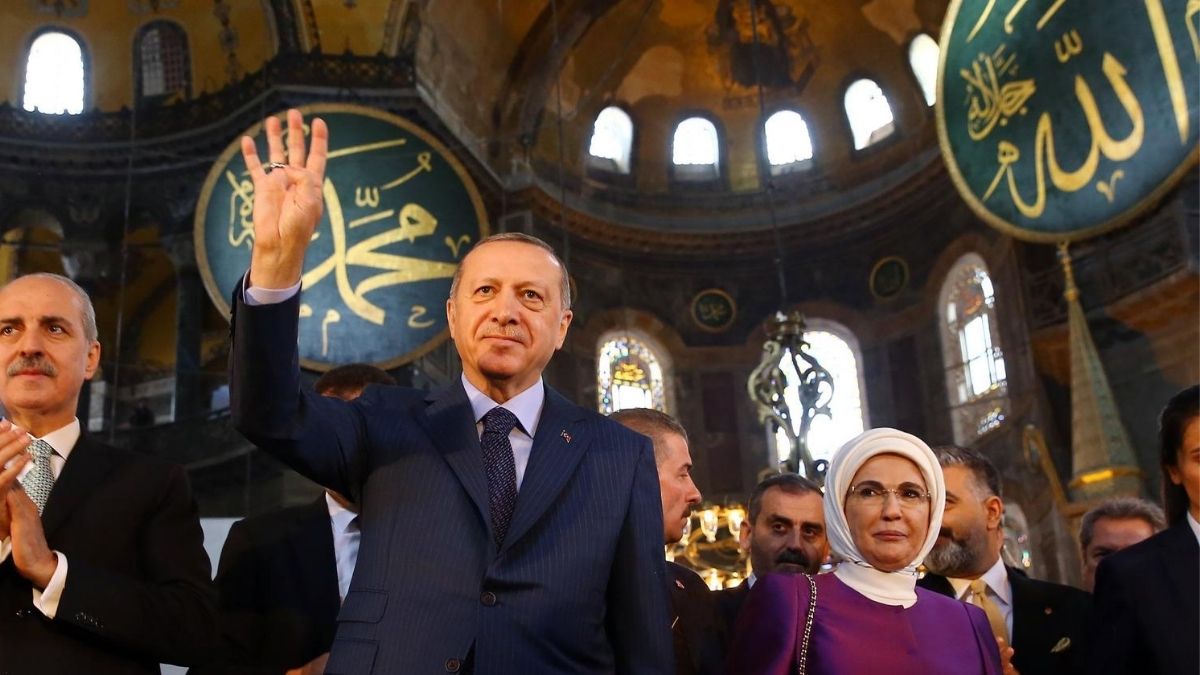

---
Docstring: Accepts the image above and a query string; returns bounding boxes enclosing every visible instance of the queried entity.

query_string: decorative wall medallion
[691,288,737,332]
[938,0,1199,243]
[195,103,489,371]
[869,256,909,300]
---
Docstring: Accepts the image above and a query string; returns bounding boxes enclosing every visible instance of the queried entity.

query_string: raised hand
[8,487,56,588]
[0,420,32,540]
[242,108,329,290]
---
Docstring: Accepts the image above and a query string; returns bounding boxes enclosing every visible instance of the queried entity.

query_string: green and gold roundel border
[868,255,909,301]
[690,288,737,333]
[194,102,489,371]
[934,0,1199,245]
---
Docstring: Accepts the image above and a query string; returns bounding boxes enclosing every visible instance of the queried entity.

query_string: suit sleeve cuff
[32,551,67,619]
[243,273,301,306]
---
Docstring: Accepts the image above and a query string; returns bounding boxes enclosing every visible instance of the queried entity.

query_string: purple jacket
[725,572,1001,675]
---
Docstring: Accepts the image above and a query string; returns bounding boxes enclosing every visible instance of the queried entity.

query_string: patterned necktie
[19,439,55,515]
[969,578,1009,643]
[480,407,519,546]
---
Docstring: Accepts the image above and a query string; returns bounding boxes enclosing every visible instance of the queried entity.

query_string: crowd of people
[0,111,1195,674]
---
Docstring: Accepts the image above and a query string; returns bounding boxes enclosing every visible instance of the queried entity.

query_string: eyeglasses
[846,482,931,508]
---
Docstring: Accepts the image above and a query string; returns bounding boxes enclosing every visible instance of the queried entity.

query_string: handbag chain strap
[796,573,818,675]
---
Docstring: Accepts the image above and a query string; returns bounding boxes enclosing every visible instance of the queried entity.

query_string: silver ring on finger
[264,162,288,173]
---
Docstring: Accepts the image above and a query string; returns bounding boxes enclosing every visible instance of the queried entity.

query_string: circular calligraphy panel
[937,0,1199,242]
[195,103,489,371]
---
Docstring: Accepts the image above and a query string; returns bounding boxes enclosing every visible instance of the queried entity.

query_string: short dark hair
[746,473,822,524]
[608,408,687,465]
[314,364,396,398]
[1159,385,1199,524]
[1079,496,1166,552]
[448,232,572,309]
[932,444,1002,499]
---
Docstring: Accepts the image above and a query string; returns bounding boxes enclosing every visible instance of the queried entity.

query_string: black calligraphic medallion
[691,289,737,333]
[195,103,489,370]
[937,0,1199,242]
[869,256,909,301]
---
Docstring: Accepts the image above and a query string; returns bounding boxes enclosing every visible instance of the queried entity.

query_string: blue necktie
[481,407,519,546]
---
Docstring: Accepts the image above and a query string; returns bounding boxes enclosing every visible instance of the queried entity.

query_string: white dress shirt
[1187,511,1200,546]
[0,418,81,619]
[325,492,360,602]
[948,555,1013,638]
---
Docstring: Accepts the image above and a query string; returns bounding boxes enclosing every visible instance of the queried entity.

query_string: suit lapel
[501,387,589,552]
[420,382,491,533]
[41,436,117,541]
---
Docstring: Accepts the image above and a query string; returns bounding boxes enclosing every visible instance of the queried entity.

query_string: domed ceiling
[0,0,954,245]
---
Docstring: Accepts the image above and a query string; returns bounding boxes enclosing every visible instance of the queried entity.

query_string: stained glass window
[598,334,666,414]
[587,106,634,174]
[909,33,940,106]
[844,78,894,149]
[939,254,1009,443]
[764,110,814,174]
[23,31,85,115]
[774,326,867,467]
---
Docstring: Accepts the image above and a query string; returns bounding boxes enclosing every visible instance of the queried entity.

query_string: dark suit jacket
[667,562,723,675]
[713,580,749,646]
[191,497,341,675]
[0,436,216,674]
[229,290,673,674]
[1088,520,1199,675]
[918,565,1090,675]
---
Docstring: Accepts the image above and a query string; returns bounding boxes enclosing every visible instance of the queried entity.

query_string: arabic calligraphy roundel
[195,103,489,371]
[937,0,1199,243]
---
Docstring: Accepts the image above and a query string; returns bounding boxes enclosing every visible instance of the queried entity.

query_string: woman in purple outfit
[725,428,1003,675]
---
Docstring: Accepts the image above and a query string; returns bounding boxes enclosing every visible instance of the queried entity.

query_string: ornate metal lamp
[747,310,835,482]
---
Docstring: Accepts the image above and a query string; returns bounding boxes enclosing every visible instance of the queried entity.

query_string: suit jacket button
[444,657,461,672]
[480,591,497,607]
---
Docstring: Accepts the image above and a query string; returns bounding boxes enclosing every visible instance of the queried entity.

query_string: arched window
[597,332,668,414]
[136,21,191,103]
[844,78,895,150]
[909,33,940,106]
[22,30,86,115]
[774,322,868,468]
[672,116,720,180]
[764,109,814,174]
[587,106,634,174]
[939,253,1009,444]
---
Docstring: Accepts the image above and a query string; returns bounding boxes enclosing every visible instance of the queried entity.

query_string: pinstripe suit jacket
[229,291,674,674]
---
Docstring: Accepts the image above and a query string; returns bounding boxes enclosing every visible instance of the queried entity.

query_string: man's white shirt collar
[37,418,81,462]
[325,492,358,534]
[1187,511,1200,546]
[461,375,544,439]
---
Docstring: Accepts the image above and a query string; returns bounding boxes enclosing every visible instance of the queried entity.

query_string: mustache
[480,326,527,341]
[7,357,55,378]
[774,549,812,568]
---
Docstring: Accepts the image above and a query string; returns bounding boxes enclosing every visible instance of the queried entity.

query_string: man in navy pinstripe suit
[228,109,673,674]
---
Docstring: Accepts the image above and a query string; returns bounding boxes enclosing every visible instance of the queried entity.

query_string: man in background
[714,473,827,634]
[196,364,395,675]
[610,408,720,675]
[920,444,1090,675]
[1078,496,1164,592]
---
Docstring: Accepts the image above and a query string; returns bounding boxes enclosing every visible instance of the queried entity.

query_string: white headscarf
[825,427,945,608]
